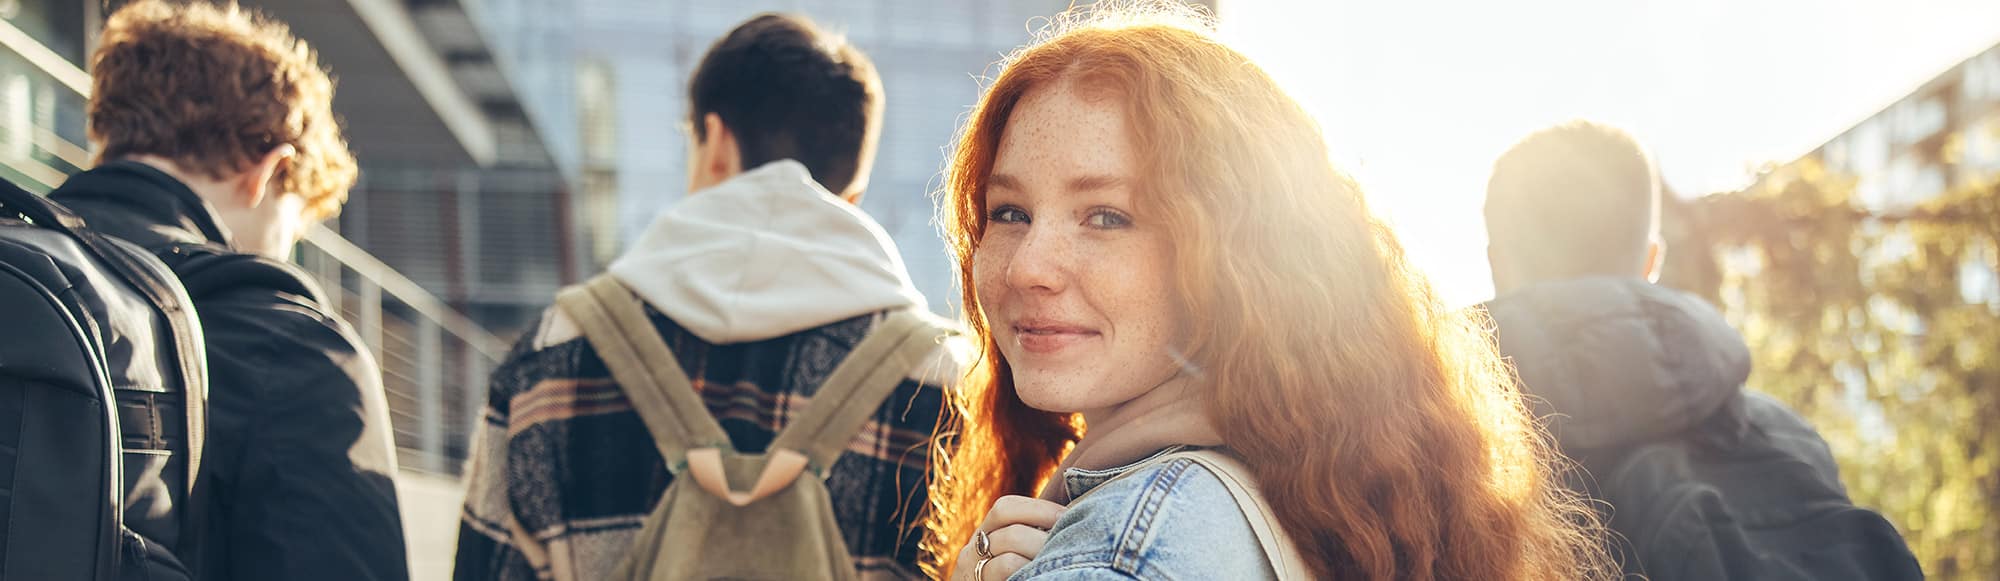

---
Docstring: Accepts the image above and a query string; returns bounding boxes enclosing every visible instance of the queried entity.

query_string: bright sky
[1217,0,2000,306]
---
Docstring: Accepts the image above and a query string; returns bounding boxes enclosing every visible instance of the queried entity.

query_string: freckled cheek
[970,243,1011,314]
[1100,241,1181,348]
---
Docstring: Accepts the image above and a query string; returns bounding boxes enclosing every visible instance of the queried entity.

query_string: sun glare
[1218,0,2000,307]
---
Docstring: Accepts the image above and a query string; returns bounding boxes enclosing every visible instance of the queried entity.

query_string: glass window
[1822,136,1850,174]
[988,1,1064,47]
[0,38,89,191]
[1850,120,1890,176]
[1963,50,2000,105]
[3,0,85,66]
[804,0,878,42]
[886,0,932,46]
[1890,96,1947,147]
[930,0,976,47]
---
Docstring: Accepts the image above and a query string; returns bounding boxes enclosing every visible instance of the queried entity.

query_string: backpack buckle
[685,447,811,507]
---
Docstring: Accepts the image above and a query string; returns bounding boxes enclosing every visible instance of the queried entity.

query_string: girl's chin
[1012,380,1104,415]
[1024,382,1088,414]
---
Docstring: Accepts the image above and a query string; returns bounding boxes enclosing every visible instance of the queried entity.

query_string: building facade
[473,0,1233,316]
[1811,42,2000,210]
[1796,40,2000,306]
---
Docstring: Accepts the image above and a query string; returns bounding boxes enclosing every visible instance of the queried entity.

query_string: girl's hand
[949,495,1067,580]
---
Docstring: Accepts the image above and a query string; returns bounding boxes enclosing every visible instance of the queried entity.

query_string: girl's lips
[1013,322,1100,354]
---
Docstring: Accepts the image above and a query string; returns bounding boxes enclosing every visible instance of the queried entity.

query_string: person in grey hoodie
[453,14,961,581]
[1482,120,1922,581]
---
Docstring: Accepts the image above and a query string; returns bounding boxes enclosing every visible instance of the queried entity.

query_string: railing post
[358,280,383,362]
[310,246,344,316]
[462,344,489,473]
[457,168,480,301]
[418,317,445,474]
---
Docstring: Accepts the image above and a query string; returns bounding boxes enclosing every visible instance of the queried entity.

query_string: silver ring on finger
[973,556,994,581]
[974,529,994,559]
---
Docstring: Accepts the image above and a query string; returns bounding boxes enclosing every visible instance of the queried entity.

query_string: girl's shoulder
[1017,458,1276,579]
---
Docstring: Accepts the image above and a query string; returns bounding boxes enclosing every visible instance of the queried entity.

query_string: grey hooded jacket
[1486,277,1920,581]
[1487,277,1837,469]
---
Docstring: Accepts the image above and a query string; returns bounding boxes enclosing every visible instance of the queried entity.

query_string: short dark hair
[688,14,883,196]
[1484,120,1659,283]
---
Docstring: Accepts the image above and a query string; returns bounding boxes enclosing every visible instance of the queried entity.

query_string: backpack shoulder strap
[1159,449,1311,580]
[159,243,323,305]
[1,182,210,576]
[554,275,731,471]
[768,309,949,473]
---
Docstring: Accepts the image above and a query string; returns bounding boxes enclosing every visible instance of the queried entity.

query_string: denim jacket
[1012,447,1276,580]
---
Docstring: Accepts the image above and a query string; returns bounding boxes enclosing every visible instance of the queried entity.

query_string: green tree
[1660,159,2000,578]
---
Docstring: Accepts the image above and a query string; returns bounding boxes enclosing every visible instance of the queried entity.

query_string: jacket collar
[49,160,235,250]
[1058,445,1194,502]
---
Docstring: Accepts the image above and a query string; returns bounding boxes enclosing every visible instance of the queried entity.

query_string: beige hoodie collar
[606,160,926,344]
[1038,375,1226,504]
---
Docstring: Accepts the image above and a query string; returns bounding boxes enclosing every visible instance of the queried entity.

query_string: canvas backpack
[0,179,208,581]
[556,274,948,580]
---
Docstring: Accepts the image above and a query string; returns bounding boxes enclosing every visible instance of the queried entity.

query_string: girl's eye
[1085,208,1132,229]
[988,205,1030,224]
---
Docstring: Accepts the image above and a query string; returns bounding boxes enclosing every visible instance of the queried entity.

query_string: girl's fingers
[973,553,1032,581]
[977,495,1066,533]
[986,523,1053,560]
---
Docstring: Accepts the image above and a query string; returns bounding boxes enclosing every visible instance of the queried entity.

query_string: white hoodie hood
[606,160,928,345]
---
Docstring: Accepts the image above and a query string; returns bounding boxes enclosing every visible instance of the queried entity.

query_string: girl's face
[974,83,1186,418]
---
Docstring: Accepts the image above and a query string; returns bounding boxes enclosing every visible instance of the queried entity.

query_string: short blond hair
[1485,120,1660,281]
[90,0,357,220]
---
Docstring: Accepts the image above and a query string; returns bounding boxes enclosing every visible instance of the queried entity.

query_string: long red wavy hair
[922,4,1611,580]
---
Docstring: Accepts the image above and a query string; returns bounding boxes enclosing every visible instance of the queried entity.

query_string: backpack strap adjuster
[685,447,810,507]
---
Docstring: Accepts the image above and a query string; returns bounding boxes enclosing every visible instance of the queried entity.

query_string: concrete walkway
[398,471,468,581]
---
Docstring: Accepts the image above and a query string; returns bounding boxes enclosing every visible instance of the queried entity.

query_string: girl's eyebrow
[989,173,1129,194]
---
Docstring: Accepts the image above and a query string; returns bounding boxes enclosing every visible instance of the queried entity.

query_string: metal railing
[0,18,501,476]
[300,225,507,475]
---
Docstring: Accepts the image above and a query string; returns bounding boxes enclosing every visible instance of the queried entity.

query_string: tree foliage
[1659,159,2000,578]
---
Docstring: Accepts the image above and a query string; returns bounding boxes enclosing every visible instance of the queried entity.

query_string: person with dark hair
[46,1,406,580]
[685,13,883,201]
[453,13,961,581]
[1482,121,1922,580]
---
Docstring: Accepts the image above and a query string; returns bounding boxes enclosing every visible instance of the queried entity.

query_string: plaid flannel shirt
[453,305,958,581]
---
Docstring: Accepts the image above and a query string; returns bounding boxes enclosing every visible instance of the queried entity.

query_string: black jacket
[53,162,409,581]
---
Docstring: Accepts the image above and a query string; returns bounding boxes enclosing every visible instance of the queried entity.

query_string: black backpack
[0,179,208,581]
[1570,394,1924,581]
